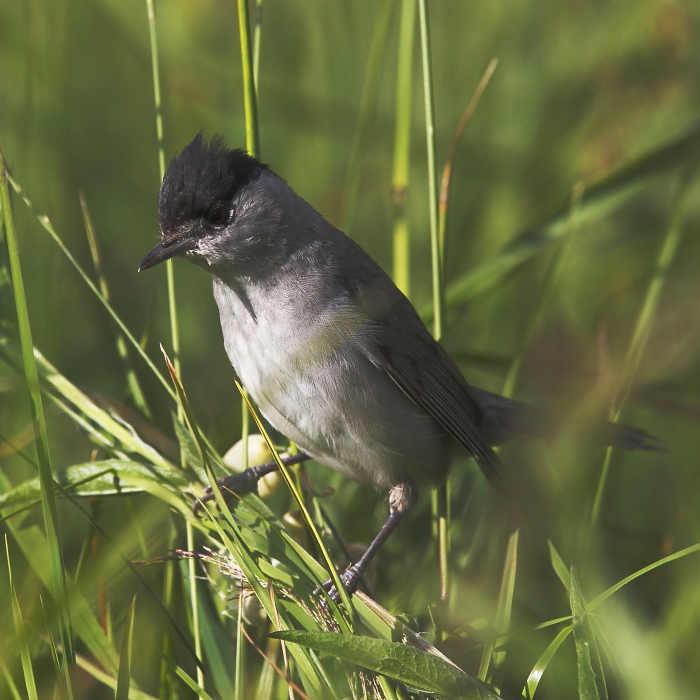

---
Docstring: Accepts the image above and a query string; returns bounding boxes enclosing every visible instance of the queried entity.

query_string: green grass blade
[6,537,38,700]
[547,540,572,591]
[1,149,76,698]
[185,522,205,690]
[0,337,174,470]
[80,192,152,418]
[590,542,700,611]
[194,584,236,699]
[501,183,583,398]
[145,0,182,386]
[521,626,572,700]
[145,0,165,179]
[418,0,454,615]
[422,123,700,319]
[438,58,498,272]
[478,528,519,688]
[237,0,260,157]
[0,657,24,700]
[591,158,697,525]
[252,0,263,90]
[418,0,441,341]
[570,567,605,700]
[115,598,136,700]
[74,654,158,700]
[235,584,246,700]
[5,175,176,399]
[172,665,217,700]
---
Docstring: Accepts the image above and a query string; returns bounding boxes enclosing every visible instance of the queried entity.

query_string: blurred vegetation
[1,0,700,698]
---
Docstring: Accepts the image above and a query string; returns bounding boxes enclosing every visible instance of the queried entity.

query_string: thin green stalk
[80,193,151,417]
[158,528,176,699]
[591,160,696,525]
[186,522,204,690]
[235,585,245,700]
[7,174,176,400]
[438,58,498,269]
[418,0,451,609]
[115,598,136,700]
[1,150,76,697]
[433,57,498,614]
[236,0,261,514]
[146,0,165,180]
[7,537,38,700]
[145,0,181,380]
[436,480,450,602]
[237,0,260,157]
[418,0,442,341]
[252,0,263,92]
[391,0,416,297]
[479,528,519,690]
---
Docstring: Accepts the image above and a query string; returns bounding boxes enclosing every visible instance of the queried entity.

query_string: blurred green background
[1,0,700,698]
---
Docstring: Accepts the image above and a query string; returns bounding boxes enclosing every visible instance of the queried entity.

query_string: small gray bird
[139,134,662,598]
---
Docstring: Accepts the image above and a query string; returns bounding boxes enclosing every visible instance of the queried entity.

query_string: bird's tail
[472,387,665,452]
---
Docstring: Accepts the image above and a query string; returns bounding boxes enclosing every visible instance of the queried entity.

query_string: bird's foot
[315,565,362,604]
[193,470,259,514]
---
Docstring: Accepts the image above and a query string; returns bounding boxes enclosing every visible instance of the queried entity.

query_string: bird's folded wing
[349,271,500,485]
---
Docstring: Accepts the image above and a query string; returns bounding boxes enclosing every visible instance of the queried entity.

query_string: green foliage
[269,630,501,699]
[2,1,700,699]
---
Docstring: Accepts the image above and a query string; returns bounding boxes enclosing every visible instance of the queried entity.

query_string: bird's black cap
[158,133,267,235]
[139,133,267,272]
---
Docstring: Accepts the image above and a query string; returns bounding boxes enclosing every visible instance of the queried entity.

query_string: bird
[139,133,663,600]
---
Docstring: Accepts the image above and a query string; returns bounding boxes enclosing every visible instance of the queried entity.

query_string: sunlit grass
[1,1,700,699]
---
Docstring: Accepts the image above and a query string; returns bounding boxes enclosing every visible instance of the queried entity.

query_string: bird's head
[139,133,286,275]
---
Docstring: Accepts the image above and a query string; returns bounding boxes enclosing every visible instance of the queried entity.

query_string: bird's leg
[320,480,418,602]
[193,452,310,514]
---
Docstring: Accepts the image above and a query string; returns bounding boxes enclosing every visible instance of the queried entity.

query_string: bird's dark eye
[208,206,230,227]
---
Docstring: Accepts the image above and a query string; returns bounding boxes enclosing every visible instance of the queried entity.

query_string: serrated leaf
[268,630,501,699]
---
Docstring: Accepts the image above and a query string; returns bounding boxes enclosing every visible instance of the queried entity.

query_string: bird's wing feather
[344,261,500,485]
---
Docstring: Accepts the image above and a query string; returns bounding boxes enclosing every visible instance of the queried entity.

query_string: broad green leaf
[548,540,571,591]
[269,630,502,699]
[0,459,189,512]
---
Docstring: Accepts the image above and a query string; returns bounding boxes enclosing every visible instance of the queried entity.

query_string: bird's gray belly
[213,284,449,489]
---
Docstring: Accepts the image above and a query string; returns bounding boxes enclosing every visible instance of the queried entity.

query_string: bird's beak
[138,237,194,272]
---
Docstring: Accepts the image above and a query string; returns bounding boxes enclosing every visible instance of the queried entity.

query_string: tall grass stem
[591,160,696,525]
[391,0,417,297]
[1,151,76,697]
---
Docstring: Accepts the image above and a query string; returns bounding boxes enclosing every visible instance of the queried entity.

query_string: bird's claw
[192,470,259,514]
[315,565,361,604]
